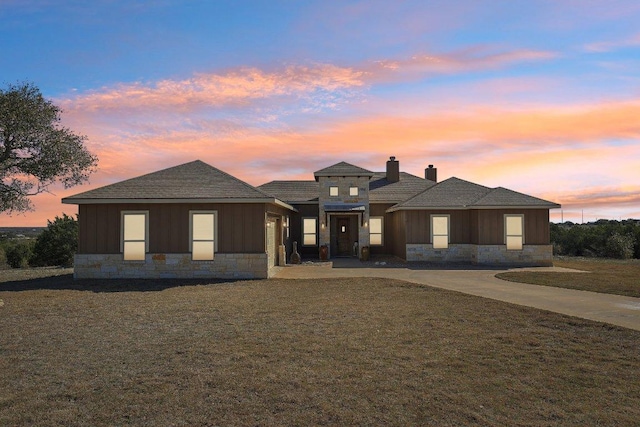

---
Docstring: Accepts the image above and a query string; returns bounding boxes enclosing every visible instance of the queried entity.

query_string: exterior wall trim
[387,204,561,213]
[63,197,297,212]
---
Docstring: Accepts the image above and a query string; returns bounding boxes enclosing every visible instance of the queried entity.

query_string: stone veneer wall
[475,245,553,266]
[406,244,476,263]
[74,253,269,279]
[406,244,553,266]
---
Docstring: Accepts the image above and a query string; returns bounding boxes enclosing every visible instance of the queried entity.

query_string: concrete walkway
[273,259,640,331]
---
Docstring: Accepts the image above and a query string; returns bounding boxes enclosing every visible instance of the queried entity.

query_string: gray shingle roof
[369,172,435,203]
[473,187,561,207]
[259,172,434,204]
[391,177,560,210]
[258,181,319,203]
[63,160,278,203]
[314,161,374,181]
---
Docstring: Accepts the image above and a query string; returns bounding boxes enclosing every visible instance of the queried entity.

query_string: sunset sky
[2,0,640,226]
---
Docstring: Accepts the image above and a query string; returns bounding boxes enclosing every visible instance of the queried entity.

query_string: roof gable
[395,177,492,209]
[390,177,560,210]
[314,161,374,181]
[63,160,278,203]
[473,187,560,208]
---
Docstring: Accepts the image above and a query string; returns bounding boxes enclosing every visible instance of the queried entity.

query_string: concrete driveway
[273,259,640,331]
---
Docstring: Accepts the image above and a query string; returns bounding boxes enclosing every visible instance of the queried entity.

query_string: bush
[603,233,634,259]
[0,245,7,268]
[5,241,33,268]
[30,214,78,267]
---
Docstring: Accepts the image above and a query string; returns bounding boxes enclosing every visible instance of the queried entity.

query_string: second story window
[349,186,358,196]
[329,186,339,197]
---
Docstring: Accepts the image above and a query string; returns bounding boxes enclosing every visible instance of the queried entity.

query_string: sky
[2,0,640,226]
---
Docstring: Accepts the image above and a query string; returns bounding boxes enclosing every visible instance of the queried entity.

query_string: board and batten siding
[370,203,398,256]
[474,209,550,245]
[403,209,550,246]
[404,210,472,244]
[78,203,269,255]
[288,204,320,258]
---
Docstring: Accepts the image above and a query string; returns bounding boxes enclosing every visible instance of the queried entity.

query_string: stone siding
[74,253,269,279]
[406,244,476,263]
[475,245,553,266]
[318,175,371,257]
[406,244,553,266]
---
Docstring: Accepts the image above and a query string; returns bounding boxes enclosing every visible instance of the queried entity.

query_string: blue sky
[2,0,640,225]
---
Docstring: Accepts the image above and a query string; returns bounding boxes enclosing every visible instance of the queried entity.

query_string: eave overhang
[62,197,298,212]
[386,204,562,213]
[323,203,366,212]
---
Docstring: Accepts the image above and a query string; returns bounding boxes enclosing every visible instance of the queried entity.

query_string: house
[62,157,560,279]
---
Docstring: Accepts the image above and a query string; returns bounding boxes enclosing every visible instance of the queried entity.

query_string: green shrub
[0,245,7,268]
[30,214,78,267]
[603,233,634,259]
[5,241,33,268]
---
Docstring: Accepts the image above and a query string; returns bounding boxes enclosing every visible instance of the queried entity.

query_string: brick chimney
[425,164,437,182]
[386,156,399,183]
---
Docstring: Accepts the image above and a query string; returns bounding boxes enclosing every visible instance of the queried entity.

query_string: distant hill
[0,227,46,239]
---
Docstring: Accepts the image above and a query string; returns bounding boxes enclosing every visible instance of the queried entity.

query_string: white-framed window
[190,211,217,260]
[121,211,149,261]
[302,217,317,246]
[329,186,339,197]
[505,214,524,250]
[431,214,449,249]
[370,217,383,246]
[349,186,359,196]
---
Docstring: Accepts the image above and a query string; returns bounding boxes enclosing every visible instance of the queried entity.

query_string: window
[329,186,339,197]
[431,215,449,249]
[302,218,317,246]
[370,217,383,246]
[349,186,358,196]
[505,214,524,250]
[122,211,148,261]
[190,211,217,260]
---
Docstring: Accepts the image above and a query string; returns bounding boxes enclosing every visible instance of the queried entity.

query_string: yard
[497,257,640,298]
[1,272,639,426]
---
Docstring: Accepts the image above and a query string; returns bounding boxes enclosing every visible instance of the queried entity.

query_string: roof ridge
[201,160,274,197]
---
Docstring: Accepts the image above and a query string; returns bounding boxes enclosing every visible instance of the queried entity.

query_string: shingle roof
[473,187,561,208]
[63,160,281,203]
[313,161,374,181]
[390,177,560,210]
[369,172,435,203]
[259,172,434,204]
[257,181,319,203]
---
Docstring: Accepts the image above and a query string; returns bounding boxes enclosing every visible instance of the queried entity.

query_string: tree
[5,240,33,268]
[30,214,78,268]
[1,82,98,213]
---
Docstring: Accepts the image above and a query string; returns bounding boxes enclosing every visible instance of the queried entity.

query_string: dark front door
[337,217,351,256]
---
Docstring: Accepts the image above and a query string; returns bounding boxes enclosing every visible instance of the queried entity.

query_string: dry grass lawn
[1,272,639,426]
[497,258,640,298]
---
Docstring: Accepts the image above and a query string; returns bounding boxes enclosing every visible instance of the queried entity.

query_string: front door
[337,217,351,256]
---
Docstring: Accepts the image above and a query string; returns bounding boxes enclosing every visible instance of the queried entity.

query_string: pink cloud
[59,64,367,113]
[584,32,640,52]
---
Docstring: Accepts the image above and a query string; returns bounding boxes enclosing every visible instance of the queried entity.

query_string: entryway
[331,215,358,257]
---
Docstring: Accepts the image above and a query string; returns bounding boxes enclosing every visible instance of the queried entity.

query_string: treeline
[0,214,77,269]
[551,220,640,259]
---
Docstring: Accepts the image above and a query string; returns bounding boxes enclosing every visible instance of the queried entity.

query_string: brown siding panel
[77,203,273,255]
[404,210,470,244]
[477,209,550,245]
[289,204,319,258]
